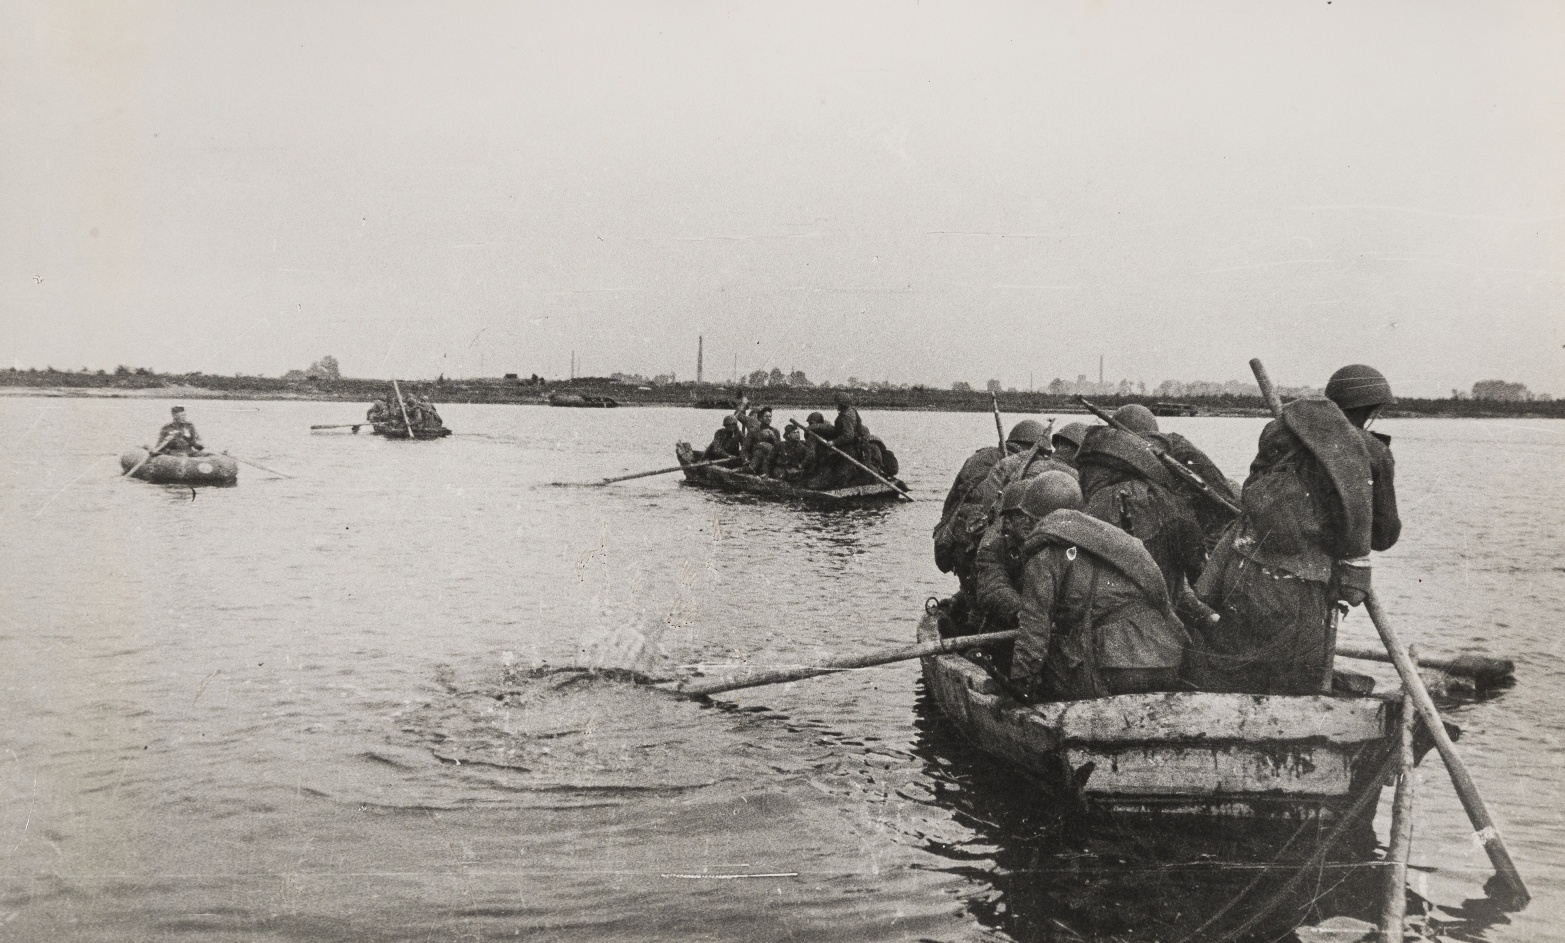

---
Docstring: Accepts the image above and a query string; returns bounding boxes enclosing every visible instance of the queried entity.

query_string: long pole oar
[789,419,912,501]
[1248,357,1528,902]
[122,435,174,478]
[392,380,415,440]
[594,457,736,485]
[674,630,1017,697]
[224,452,294,479]
[1367,593,1529,902]
[310,423,368,432]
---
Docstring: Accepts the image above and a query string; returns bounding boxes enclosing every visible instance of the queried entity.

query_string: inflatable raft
[119,449,239,485]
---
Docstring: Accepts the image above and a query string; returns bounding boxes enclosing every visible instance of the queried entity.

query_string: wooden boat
[918,606,1401,823]
[674,442,907,508]
[119,449,239,485]
[1152,401,1202,417]
[548,392,618,408]
[371,423,451,439]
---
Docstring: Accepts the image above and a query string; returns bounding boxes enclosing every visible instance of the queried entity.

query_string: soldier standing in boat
[1009,472,1193,702]
[702,415,744,462]
[156,406,204,455]
[1188,365,1401,695]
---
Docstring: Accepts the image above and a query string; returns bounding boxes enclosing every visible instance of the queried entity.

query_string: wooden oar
[788,419,912,501]
[594,457,735,485]
[673,630,1017,697]
[122,435,174,478]
[310,423,368,432]
[1366,593,1529,901]
[392,380,415,440]
[1249,357,1528,902]
[224,452,293,479]
[1335,646,1514,684]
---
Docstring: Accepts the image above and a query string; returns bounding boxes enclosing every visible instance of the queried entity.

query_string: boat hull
[371,423,451,439]
[674,442,906,508]
[918,610,1397,822]
[119,449,239,485]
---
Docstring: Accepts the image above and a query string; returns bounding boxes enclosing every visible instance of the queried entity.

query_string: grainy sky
[2,0,1562,396]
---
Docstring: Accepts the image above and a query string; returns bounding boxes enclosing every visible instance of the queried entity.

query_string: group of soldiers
[933,364,1401,703]
[366,391,445,433]
[701,391,898,489]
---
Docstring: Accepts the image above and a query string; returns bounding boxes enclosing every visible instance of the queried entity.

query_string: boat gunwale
[673,442,905,507]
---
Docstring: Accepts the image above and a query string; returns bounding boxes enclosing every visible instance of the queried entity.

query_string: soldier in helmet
[1110,404,1238,551]
[1073,422,1219,632]
[934,420,1067,599]
[1050,422,1091,469]
[1189,364,1401,695]
[769,424,809,481]
[1009,473,1192,702]
[156,406,204,455]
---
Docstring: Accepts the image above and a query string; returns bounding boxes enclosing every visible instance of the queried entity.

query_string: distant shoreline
[3,373,1561,420]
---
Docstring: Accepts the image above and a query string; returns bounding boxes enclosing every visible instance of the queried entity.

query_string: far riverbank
[3,369,1560,420]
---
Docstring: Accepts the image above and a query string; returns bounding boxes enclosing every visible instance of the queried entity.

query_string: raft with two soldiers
[674,392,910,507]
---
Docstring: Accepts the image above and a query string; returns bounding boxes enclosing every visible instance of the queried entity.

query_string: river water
[0,396,1560,942]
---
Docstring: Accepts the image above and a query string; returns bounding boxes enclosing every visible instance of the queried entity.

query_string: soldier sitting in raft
[1007,471,1192,702]
[702,415,745,462]
[156,406,205,455]
[1187,365,1401,696]
[768,424,809,481]
[366,399,390,424]
[744,407,782,475]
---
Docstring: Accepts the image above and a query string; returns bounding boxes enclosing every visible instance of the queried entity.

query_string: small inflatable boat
[119,449,239,485]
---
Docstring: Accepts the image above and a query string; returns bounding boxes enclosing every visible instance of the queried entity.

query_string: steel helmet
[833,391,853,408]
[1015,471,1084,520]
[1052,421,1089,449]
[1006,419,1050,447]
[806,411,826,424]
[1325,364,1395,409]
[1112,404,1159,434]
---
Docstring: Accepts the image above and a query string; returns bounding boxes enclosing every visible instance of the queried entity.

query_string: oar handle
[991,390,1005,451]
[1365,590,1529,902]
[675,630,1017,697]
[789,419,911,500]
[1334,645,1513,683]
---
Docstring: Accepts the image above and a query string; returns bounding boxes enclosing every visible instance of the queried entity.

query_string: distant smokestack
[1099,355,1104,387]
[697,336,704,384]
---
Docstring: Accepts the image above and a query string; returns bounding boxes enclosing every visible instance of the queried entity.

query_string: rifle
[1073,395,1241,516]
[990,391,1005,451]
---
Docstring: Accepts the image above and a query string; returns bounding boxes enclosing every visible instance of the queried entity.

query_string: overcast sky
[3,0,1562,396]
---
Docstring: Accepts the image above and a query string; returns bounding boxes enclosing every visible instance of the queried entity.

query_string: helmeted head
[806,411,826,425]
[784,425,801,441]
[1112,404,1158,435]
[1052,422,1089,451]
[1001,471,1083,541]
[833,391,853,409]
[722,415,738,430]
[1006,419,1050,449]
[1325,364,1395,410]
[171,406,186,418]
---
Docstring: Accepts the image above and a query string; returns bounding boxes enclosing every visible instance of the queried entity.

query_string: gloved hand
[1336,558,1372,608]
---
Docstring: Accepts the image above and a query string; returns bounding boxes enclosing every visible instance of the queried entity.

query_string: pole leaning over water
[1247,357,1528,903]
[788,419,912,501]
[392,380,415,440]
[674,630,1018,697]
[595,458,735,485]
[122,435,175,478]
[990,391,1006,451]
